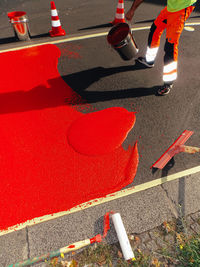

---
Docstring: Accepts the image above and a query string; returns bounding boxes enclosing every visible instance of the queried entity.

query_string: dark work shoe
[136,57,154,68]
[157,84,173,96]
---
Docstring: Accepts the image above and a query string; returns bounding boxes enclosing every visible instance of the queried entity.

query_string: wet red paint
[90,234,102,243]
[129,102,141,114]
[68,245,75,248]
[59,44,82,59]
[107,24,129,45]
[68,107,136,155]
[0,44,138,230]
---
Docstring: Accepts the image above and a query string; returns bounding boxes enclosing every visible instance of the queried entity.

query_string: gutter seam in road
[25,226,30,260]
[160,183,179,218]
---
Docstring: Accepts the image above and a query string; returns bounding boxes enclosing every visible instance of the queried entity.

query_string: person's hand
[125,9,134,21]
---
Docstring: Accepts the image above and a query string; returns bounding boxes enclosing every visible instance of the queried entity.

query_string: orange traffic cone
[112,0,126,25]
[49,1,66,37]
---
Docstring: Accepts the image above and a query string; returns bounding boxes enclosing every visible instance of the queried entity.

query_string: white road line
[1,165,200,236]
[0,21,200,53]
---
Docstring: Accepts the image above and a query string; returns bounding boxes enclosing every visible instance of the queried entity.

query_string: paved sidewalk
[1,173,200,266]
[129,210,200,262]
[42,209,200,266]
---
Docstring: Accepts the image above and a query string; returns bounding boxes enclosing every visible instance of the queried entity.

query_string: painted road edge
[1,165,200,236]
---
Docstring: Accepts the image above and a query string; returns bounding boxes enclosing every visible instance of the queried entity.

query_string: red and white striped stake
[49,1,66,37]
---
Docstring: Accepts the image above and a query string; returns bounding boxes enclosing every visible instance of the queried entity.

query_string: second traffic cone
[112,0,126,25]
[49,1,66,37]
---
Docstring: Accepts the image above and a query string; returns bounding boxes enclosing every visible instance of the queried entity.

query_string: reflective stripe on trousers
[145,5,195,83]
[146,46,159,64]
[163,61,177,83]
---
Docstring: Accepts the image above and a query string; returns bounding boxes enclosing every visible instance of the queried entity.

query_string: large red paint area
[0,44,138,231]
[68,108,136,155]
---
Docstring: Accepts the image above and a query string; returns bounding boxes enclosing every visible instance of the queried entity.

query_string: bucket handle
[112,20,132,49]
[127,21,139,49]
[127,21,134,36]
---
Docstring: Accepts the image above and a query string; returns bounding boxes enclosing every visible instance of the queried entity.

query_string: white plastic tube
[112,213,135,261]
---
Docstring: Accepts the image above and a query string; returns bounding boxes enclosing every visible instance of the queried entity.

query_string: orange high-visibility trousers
[145,6,195,84]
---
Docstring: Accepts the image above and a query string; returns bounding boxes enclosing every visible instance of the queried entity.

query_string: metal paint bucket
[107,23,138,61]
[7,11,30,41]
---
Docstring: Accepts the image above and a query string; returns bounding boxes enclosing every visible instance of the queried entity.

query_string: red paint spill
[129,102,140,113]
[90,234,102,243]
[0,44,138,230]
[59,44,82,59]
[68,107,136,155]
[68,245,75,248]
[75,103,97,113]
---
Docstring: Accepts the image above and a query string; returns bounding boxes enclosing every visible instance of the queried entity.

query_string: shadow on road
[0,33,50,46]
[0,62,159,115]
[62,63,159,104]
[152,157,175,177]
[30,33,49,39]
[78,23,112,31]
[134,19,155,24]
[0,36,17,44]
[65,86,158,104]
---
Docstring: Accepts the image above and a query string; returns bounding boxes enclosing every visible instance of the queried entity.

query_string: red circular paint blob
[67,107,136,156]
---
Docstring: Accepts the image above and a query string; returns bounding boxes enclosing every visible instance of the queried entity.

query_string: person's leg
[158,6,195,95]
[137,7,168,67]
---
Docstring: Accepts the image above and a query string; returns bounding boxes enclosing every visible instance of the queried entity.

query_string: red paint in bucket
[107,23,138,60]
[7,11,26,19]
[107,24,129,46]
